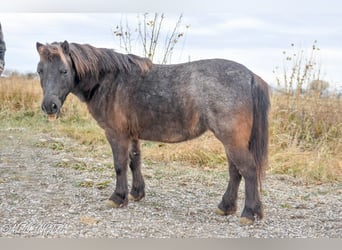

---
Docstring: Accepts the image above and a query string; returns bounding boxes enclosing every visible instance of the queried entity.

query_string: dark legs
[128,139,145,201]
[105,132,145,208]
[217,147,263,224]
[217,159,242,215]
[106,133,130,207]
[103,127,263,224]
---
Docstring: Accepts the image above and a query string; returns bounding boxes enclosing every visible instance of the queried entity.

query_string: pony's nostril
[51,103,58,112]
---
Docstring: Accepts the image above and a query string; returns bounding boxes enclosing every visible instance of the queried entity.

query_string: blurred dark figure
[0,22,6,76]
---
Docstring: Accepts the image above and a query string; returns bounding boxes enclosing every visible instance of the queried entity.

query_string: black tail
[249,74,270,188]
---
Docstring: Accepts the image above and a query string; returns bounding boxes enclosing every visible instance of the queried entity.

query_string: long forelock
[68,43,152,80]
[39,43,66,63]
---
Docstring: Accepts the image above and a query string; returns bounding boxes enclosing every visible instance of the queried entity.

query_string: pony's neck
[69,64,101,102]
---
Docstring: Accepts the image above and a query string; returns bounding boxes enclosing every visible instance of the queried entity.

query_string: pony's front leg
[128,139,145,201]
[105,131,130,208]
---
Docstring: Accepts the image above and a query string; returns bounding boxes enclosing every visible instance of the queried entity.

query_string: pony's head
[36,41,75,121]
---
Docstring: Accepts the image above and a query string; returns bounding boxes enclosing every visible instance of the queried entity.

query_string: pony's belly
[138,123,207,143]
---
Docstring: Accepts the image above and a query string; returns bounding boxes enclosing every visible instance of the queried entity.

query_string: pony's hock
[36,40,270,224]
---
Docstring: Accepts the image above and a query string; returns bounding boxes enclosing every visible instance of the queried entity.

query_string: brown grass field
[0,76,341,183]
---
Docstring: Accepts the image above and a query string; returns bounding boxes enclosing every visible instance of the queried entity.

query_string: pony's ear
[36,42,44,54]
[61,40,69,54]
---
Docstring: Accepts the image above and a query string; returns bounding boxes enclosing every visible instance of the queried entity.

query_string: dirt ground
[0,127,341,238]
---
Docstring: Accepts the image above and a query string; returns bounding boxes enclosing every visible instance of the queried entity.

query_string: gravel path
[0,128,341,238]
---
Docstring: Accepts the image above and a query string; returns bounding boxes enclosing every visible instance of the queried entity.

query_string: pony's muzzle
[41,95,61,121]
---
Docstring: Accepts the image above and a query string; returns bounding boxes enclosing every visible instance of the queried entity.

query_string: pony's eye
[37,68,43,74]
[60,69,68,74]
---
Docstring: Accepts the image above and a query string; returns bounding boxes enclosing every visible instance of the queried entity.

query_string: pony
[36,41,270,225]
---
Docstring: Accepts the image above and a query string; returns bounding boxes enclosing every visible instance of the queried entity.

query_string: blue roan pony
[36,41,270,225]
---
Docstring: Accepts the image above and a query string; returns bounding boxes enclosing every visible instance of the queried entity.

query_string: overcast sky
[1,0,342,88]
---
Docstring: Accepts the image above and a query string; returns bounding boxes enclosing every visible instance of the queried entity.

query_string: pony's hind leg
[216,159,242,216]
[213,112,263,224]
[128,139,145,201]
[228,147,263,224]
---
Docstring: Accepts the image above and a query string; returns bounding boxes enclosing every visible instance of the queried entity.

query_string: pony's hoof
[215,208,236,216]
[128,193,140,201]
[215,208,226,216]
[239,217,254,225]
[105,199,120,208]
[128,194,135,201]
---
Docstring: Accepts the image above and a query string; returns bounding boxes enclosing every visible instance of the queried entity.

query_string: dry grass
[0,76,41,114]
[269,92,342,182]
[0,76,341,183]
[142,132,226,168]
